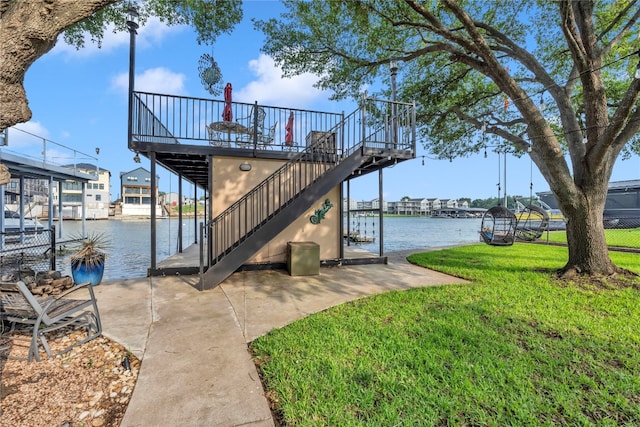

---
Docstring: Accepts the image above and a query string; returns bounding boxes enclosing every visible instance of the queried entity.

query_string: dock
[344,231,375,243]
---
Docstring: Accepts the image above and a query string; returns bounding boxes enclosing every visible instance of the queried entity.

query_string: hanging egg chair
[480,206,517,246]
[514,204,549,241]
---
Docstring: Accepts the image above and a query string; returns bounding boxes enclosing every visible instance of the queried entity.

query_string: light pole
[389,61,398,146]
[390,61,398,101]
[503,151,507,207]
[126,6,139,151]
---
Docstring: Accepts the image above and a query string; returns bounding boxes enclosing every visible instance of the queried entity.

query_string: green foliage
[170,204,204,214]
[470,194,527,209]
[251,244,640,425]
[257,1,640,158]
[62,0,242,48]
[471,197,502,209]
[258,1,640,275]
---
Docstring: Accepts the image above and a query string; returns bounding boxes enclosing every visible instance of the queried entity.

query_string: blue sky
[5,0,639,203]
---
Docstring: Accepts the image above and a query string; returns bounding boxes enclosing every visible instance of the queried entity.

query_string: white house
[55,163,110,219]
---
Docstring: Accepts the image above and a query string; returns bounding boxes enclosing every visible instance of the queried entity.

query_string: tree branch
[0,0,118,130]
[598,0,640,58]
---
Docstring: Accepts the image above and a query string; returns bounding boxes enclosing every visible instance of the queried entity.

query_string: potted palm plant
[69,232,110,286]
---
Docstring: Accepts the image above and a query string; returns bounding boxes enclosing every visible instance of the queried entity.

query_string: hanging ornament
[198,53,223,96]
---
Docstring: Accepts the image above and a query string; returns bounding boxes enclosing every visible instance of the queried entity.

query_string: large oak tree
[257,0,640,277]
[0,0,241,182]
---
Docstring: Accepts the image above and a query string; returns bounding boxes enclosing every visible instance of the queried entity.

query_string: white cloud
[235,55,327,109]
[5,123,96,166]
[7,122,50,148]
[42,148,78,167]
[52,17,185,58]
[136,67,186,94]
[112,67,186,95]
[137,18,185,49]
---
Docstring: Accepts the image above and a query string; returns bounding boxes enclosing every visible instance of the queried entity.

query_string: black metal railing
[131,91,415,153]
[207,95,416,264]
[131,91,346,151]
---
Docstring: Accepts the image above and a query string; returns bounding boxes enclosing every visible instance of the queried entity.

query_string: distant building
[427,198,441,214]
[56,163,110,219]
[440,198,458,209]
[394,196,417,215]
[342,198,359,211]
[344,198,387,213]
[410,198,431,215]
[163,192,179,206]
[163,192,194,207]
[344,196,469,216]
[120,167,163,217]
[3,177,50,218]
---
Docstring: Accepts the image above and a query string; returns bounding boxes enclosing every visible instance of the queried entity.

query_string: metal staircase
[202,96,416,289]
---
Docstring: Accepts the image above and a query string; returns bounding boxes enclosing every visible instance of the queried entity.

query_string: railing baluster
[190,94,416,268]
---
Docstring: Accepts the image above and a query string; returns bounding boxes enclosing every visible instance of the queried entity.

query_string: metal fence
[603,214,640,251]
[539,220,640,252]
[0,228,91,279]
[0,229,55,276]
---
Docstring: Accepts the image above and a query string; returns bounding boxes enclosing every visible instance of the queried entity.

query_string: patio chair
[206,124,228,147]
[0,280,102,361]
[258,121,277,149]
[235,106,266,148]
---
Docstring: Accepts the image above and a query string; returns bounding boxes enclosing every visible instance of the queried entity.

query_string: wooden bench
[0,281,102,361]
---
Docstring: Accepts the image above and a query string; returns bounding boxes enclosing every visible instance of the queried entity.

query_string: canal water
[345,216,482,254]
[56,216,482,281]
[56,218,204,282]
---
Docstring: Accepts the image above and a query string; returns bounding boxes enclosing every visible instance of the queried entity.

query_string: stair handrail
[208,109,366,264]
[208,95,415,264]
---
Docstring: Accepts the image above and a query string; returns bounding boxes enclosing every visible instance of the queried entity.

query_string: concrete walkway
[93,252,467,426]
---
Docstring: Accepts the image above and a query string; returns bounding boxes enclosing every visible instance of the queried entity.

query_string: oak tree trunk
[0,0,117,130]
[0,0,117,180]
[0,164,10,185]
[558,181,621,277]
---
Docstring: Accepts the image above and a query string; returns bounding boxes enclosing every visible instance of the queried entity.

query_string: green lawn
[251,244,640,426]
[169,204,204,214]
